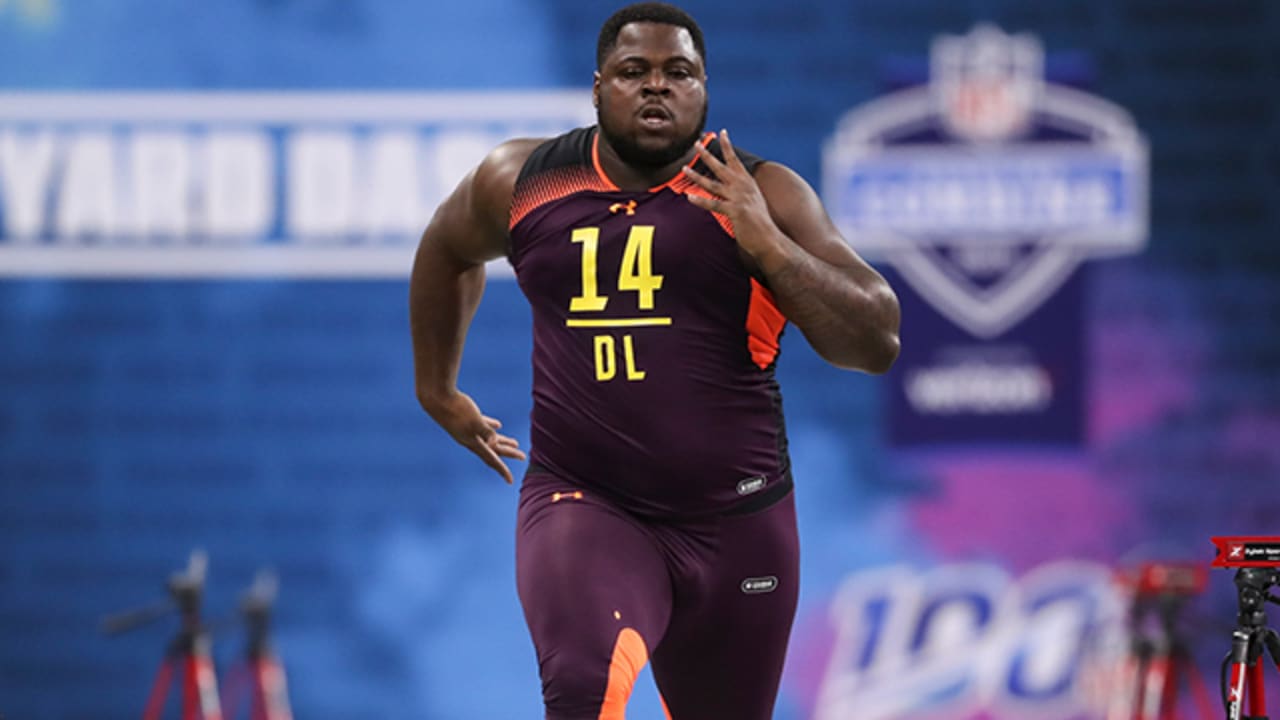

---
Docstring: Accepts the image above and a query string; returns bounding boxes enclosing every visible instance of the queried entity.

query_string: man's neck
[595,131,699,192]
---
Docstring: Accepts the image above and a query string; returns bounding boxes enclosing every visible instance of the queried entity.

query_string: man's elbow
[820,330,899,374]
[859,288,902,374]
[828,290,902,373]
[858,331,900,374]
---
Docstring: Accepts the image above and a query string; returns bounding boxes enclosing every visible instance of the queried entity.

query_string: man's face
[594,22,708,170]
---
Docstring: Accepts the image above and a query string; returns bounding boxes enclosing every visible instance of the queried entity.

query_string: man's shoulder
[476,127,594,194]
[469,137,548,223]
[476,138,545,191]
[752,160,819,205]
[703,133,768,175]
[516,126,596,184]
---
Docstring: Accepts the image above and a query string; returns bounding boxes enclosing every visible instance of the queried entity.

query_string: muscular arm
[409,138,541,481]
[684,131,901,373]
[748,163,900,372]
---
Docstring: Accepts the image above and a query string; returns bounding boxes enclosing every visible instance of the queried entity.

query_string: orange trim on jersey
[746,279,787,369]
[648,132,715,193]
[660,694,674,720]
[598,627,648,720]
[590,131,622,192]
[660,133,733,234]
[669,177,735,236]
[509,164,613,230]
[590,130,716,194]
[517,131,729,234]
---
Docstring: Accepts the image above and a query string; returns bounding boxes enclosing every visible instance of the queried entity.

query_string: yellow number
[570,228,608,312]
[618,226,663,310]
[569,225,664,312]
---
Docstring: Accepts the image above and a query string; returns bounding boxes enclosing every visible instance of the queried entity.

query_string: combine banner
[0,92,592,277]
[824,25,1148,445]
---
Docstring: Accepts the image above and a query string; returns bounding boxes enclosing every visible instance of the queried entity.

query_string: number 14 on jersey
[569,225,663,312]
[569,225,666,383]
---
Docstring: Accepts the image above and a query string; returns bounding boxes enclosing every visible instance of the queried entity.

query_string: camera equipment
[1105,562,1216,720]
[101,550,223,720]
[1221,567,1280,720]
[219,570,293,720]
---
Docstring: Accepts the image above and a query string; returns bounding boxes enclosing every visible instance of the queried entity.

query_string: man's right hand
[423,391,526,484]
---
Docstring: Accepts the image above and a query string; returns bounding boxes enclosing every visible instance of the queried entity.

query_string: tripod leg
[1104,655,1140,720]
[1247,657,1267,719]
[144,659,174,720]
[184,647,224,720]
[1131,643,1155,720]
[1155,653,1178,720]
[1141,652,1169,720]
[252,655,293,720]
[1228,629,1253,720]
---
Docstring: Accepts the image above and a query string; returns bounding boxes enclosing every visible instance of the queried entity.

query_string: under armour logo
[741,576,779,594]
[609,200,637,216]
[1231,544,1245,559]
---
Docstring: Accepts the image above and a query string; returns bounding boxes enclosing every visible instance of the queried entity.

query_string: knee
[539,628,648,720]
[539,648,610,719]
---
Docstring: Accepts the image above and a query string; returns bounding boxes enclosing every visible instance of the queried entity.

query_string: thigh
[516,475,673,719]
[650,493,800,720]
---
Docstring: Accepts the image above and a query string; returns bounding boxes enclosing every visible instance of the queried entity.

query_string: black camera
[1233,567,1280,625]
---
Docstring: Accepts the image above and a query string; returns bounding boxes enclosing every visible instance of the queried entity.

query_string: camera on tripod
[1234,568,1280,621]
[1211,536,1280,720]
[1103,560,1218,720]
[101,551,293,720]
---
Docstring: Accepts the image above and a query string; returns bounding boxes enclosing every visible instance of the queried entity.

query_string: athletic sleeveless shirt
[508,126,791,518]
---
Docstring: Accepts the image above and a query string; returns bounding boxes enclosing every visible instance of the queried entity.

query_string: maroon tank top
[508,126,790,518]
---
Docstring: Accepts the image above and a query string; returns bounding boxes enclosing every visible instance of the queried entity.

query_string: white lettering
[201,131,273,239]
[905,362,1052,414]
[0,129,57,240]
[129,131,191,238]
[853,171,1117,234]
[288,131,356,238]
[0,91,590,274]
[430,131,496,206]
[56,132,118,238]
[364,131,424,235]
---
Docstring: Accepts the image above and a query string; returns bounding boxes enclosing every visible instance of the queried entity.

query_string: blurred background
[1,0,1278,718]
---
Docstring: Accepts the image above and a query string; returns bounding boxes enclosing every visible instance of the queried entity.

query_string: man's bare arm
[684,131,901,373]
[409,139,540,482]
[749,162,900,372]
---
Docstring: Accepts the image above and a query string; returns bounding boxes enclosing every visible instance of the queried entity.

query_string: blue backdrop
[2,1,1278,718]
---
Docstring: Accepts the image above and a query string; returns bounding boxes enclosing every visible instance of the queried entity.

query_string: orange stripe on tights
[598,627,648,720]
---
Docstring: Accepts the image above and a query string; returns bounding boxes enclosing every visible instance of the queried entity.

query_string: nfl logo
[932,24,1043,143]
[823,23,1148,444]
[824,24,1148,338]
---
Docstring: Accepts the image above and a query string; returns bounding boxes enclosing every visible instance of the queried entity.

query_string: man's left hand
[682,129,789,268]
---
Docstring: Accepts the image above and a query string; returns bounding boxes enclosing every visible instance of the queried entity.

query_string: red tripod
[103,551,223,720]
[220,571,293,720]
[142,635,223,720]
[1105,562,1217,720]
[1223,568,1280,720]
